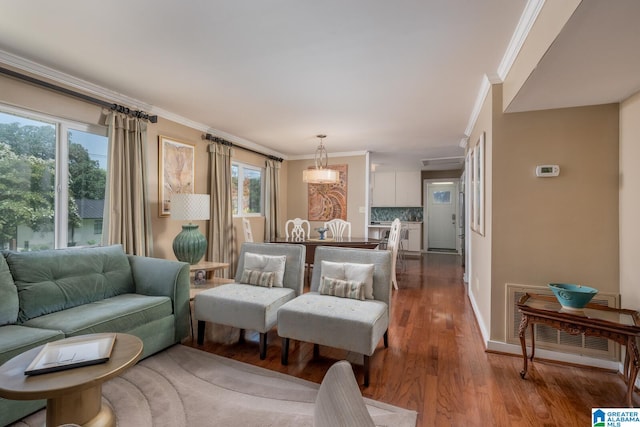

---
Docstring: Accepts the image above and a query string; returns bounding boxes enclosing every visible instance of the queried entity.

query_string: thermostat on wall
[535,165,560,177]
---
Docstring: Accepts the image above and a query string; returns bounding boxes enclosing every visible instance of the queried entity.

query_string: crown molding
[464,74,492,137]
[0,49,152,110]
[0,49,288,160]
[497,0,546,80]
[205,128,289,160]
[463,0,544,139]
[288,150,368,161]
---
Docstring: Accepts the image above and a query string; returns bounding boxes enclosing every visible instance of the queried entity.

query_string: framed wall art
[307,164,348,221]
[158,135,195,217]
[470,132,485,235]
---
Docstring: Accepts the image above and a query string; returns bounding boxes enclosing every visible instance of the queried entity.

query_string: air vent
[420,156,464,170]
[506,283,620,361]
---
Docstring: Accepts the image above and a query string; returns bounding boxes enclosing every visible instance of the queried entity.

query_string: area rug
[12,344,417,427]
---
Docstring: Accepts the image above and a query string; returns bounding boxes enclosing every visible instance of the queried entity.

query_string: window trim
[231,161,264,217]
[0,103,108,249]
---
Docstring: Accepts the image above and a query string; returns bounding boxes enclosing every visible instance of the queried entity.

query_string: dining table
[267,236,381,266]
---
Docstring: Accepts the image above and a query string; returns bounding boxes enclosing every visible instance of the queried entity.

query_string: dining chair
[324,219,351,239]
[285,218,310,241]
[242,217,254,242]
[386,218,401,290]
[397,225,408,271]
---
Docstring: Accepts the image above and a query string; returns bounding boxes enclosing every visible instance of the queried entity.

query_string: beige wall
[467,86,494,341]
[147,119,209,260]
[286,155,368,237]
[144,118,289,262]
[619,91,640,310]
[491,84,619,341]
[0,72,103,128]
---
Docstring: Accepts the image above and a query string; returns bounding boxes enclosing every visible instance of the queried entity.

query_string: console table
[517,293,640,407]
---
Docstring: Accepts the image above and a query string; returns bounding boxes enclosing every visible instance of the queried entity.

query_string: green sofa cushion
[6,245,134,322]
[0,255,18,326]
[22,293,173,336]
[0,325,64,365]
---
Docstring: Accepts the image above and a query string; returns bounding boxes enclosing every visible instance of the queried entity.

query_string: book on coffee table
[25,333,117,376]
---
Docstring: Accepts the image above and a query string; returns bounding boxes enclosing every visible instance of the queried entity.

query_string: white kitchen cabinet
[371,171,421,207]
[405,223,421,252]
[395,171,422,206]
[371,172,396,206]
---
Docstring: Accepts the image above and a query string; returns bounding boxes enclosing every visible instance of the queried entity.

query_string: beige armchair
[277,246,392,386]
[194,243,305,359]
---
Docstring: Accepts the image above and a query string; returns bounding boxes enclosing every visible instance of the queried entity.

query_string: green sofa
[0,244,191,426]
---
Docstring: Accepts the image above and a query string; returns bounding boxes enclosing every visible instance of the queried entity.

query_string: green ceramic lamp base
[173,223,207,264]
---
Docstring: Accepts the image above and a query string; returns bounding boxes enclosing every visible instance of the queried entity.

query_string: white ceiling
[0,0,528,168]
[7,1,639,172]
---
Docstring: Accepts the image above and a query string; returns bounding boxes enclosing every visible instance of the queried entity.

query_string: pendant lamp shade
[303,134,339,184]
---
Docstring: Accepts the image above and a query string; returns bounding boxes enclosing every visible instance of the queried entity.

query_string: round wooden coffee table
[0,333,143,427]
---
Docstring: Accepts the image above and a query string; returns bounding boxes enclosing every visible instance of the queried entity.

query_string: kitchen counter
[368,222,422,254]
[369,221,423,227]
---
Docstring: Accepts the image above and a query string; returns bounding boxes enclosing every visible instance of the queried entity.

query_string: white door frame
[423,178,461,254]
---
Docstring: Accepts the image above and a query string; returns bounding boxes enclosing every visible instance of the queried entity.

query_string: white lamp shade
[171,193,210,221]
[303,168,339,184]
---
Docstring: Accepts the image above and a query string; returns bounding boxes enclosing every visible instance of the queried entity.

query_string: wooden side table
[188,261,233,338]
[517,293,640,407]
[190,261,230,285]
[0,333,143,427]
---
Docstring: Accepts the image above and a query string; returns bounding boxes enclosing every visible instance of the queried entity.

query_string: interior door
[426,183,458,250]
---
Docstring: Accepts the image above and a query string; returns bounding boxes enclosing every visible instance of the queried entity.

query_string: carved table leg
[626,336,639,408]
[529,323,536,361]
[519,314,529,379]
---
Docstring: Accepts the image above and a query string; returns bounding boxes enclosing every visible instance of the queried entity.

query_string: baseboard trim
[485,340,621,371]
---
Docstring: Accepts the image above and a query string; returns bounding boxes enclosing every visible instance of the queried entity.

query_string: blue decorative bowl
[548,283,598,309]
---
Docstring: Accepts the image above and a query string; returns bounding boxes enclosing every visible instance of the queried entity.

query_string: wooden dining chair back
[242,217,254,242]
[386,218,401,290]
[285,218,311,241]
[324,219,352,239]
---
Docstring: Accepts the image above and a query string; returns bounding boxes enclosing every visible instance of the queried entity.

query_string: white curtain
[208,142,234,274]
[265,159,281,240]
[101,111,153,256]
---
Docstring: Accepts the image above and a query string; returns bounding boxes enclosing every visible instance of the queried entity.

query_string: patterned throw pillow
[320,261,375,299]
[319,276,365,301]
[240,269,275,287]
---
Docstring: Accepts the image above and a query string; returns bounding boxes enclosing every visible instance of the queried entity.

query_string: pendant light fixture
[302,134,339,184]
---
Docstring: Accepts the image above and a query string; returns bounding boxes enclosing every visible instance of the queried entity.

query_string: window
[231,162,263,216]
[93,219,103,235]
[0,106,108,251]
[433,191,452,204]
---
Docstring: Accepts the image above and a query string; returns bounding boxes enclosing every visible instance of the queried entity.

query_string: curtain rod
[204,133,283,162]
[0,66,158,123]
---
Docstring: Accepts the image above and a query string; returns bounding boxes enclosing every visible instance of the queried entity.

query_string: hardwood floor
[186,253,636,426]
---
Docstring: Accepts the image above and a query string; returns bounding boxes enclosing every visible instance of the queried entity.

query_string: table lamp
[171,193,210,264]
